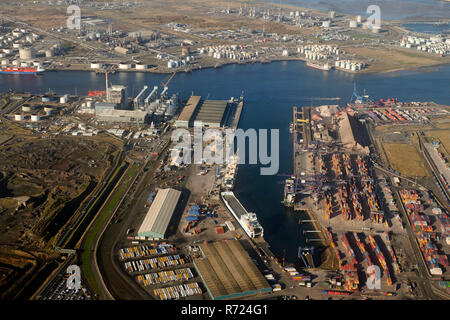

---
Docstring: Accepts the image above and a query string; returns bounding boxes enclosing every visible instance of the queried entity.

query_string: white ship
[221,191,263,238]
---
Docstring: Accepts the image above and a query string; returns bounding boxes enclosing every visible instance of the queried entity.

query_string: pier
[231,100,244,130]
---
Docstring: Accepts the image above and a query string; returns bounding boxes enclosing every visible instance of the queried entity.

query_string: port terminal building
[175,95,230,128]
[137,188,182,239]
[193,240,271,300]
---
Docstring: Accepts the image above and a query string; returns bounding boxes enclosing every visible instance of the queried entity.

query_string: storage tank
[30,114,40,122]
[12,60,20,66]
[60,95,68,104]
[3,49,12,54]
[329,11,336,19]
[322,20,331,28]
[44,107,54,115]
[42,96,52,103]
[13,43,22,49]
[45,49,54,58]
[90,62,103,69]
[135,63,148,70]
[20,62,30,68]
[14,114,24,121]
[119,62,131,70]
[356,15,362,23]
[349,20,357,28]
[22,105,33,112]
[1,59,9,65]
[372,27,380,33]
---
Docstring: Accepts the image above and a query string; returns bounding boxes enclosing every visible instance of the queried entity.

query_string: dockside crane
[160,71,176,88]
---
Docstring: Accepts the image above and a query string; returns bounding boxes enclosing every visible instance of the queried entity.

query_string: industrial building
[107,85,128,107]
[137,188,182,239]
[94,102,117,114]
[96,109,148,123]
[175,95,201,128]
[193,240,271,300]
[193,99,229,128]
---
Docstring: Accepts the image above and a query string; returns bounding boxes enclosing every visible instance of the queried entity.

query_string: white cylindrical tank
[349,20,357,28]
[44,107,53,115]
[13,43,22,49]
[135,63,148,70]
[22,105,33,112]
[322,21,331,28]
[90,62,103,69]
[329,11,336,19]
[1,59,8,65]
[20,62,30,67]
[119,62,131,70]
[31,114,40,122]
[356,15,362,23]
[45,49,54,58]
[15,114,24,121]
[3,49,12,54]
[86,101,93,108]
[60,96,68,104]
[12,60,20,66]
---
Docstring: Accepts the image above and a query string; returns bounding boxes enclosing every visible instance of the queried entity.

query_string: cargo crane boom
[144,86,158,106]
[161,72,176,88]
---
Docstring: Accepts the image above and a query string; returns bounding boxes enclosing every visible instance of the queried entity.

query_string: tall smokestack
[105,72,109,100]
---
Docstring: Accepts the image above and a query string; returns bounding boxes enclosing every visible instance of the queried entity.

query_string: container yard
[398,189,449,277]
[284,98,450,298]
[153,283,202,300]
[124,254,188,273]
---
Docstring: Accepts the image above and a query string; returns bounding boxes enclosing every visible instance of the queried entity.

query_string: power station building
[96,109,148,123]
[137,188,182,239]
[193,240,271,300]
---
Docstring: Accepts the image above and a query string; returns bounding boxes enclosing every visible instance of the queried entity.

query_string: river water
[1,61,449,262]
[263,0,450,20]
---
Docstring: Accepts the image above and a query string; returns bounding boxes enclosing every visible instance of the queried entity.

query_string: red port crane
[161,71,176,88]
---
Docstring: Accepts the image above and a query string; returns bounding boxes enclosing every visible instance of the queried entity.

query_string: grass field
[80,162,139,296]
[425,130,450,155]
[382,142,428,177]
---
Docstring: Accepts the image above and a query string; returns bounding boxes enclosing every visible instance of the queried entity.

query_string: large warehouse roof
[193,240,271,300]
[193,100,229,127]
[137,188,181,239]
[178,95,201,122]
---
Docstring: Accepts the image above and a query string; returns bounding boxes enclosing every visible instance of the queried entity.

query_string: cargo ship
[306,62,331,71]
[0,67,45,75]
[221,191,263,238]
[283,178,296,207]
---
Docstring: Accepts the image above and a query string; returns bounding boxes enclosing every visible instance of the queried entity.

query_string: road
[95,135,173,299]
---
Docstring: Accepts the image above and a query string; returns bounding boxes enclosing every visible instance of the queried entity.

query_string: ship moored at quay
[221,191,264,239]
[0,66,45,75]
